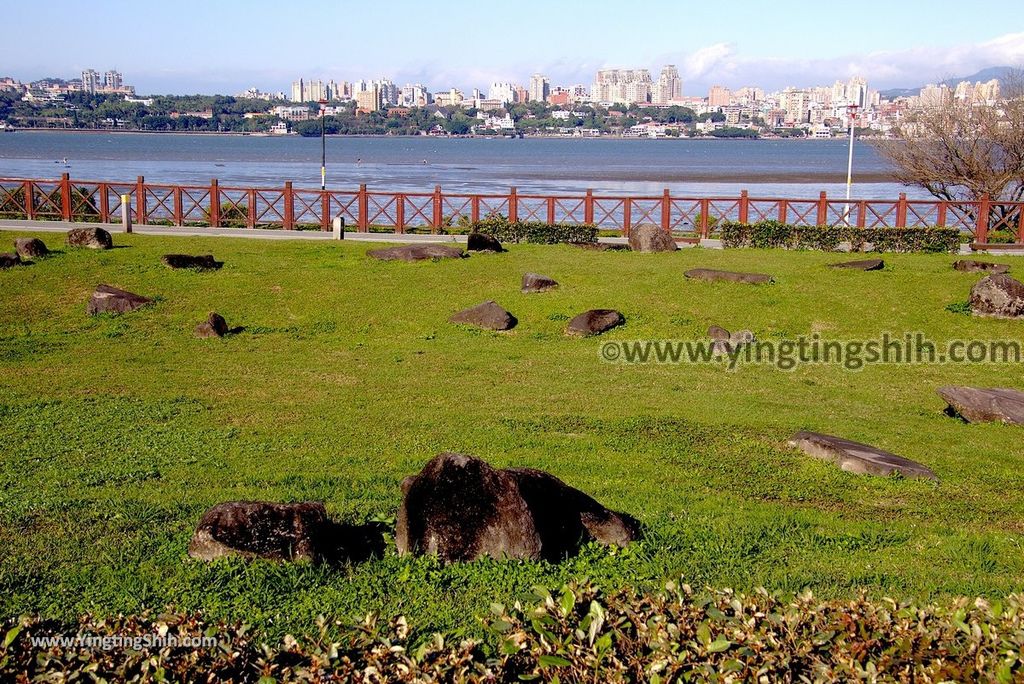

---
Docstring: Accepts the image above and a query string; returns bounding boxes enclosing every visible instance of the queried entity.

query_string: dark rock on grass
[937,386,1024,425]
[14,237,48,259]
[195,312,229,338]
[466,232,504,252]
[367,244,465,262]
[162,254,223,270]
[708,325,755,356]
[0,252,21,269]
[830,258,884,271]
[568,241,630,251]
[87,284,152,315]
[969,274,1024,318]
[188,500,384,563]
[954,259,1009,274]
[628,223,678,252]
[685,268,773,285]
[66,226,113,250]
[566,309,625,337]
[521,272,558,293]
[396,452,638,563]
[449,300,517,331]
[787,431,938,481]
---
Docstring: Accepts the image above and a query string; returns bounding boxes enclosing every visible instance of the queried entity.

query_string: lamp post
[319,99,328,191]
[844,103,860,224]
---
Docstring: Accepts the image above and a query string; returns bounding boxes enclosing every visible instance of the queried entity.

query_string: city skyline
[2,0,1023,95]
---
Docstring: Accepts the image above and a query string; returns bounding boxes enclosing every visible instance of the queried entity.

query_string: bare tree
[872,71,1024,220]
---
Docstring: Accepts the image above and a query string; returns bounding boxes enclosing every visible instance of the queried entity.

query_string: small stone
[937,386,1024,425]
[450,300,517,330]
[787,431,938,481]
[685,268,773,285]
[830,258,884,271]
[466,232,503,252]
[162,254,223,270]
[708,325,730,341]
[627,224,678,252]
[14,238,48,259]
[568,241,630,251]
[188,501,333,562]
[195,312,229,338]
[566,309,625,337]
[969,274,1024,318]
[87,284,152,315]
[954,260,1009,274]
[0,252,21,269]
[368,244,465,261]
[521,272,558,293]
[66,227,113,250]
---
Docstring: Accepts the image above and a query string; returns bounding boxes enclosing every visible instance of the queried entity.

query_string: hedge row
[720,220,963,253]
[470,215,598,244]
[4,583,1024,681]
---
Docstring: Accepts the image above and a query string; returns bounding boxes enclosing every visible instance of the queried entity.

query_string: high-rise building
[779,88,811,122]
[590,69,652,104]
[290,79,304,102]
[846,76,868,108]
[355,86,381,112]
[103,70,122,90]
[81,69,100,95]
[652,65,682,104]
[400,84,430,107]
[488,82,516,104]
[708,85,732,108]
[528,74,550,103]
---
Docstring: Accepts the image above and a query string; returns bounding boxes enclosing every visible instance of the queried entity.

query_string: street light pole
[319,99,327,191]
[844,103,859,224]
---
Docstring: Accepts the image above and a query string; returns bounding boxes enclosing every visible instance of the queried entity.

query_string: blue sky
[2,0,1022,95]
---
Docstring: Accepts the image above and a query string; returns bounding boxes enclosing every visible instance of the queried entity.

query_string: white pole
[121,194,132,233]
[844,105,857,224]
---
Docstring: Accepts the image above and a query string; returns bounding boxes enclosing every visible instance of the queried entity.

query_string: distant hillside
[879,66,1015,99]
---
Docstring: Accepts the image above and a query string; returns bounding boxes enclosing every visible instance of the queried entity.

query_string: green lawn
[1,231,1023,641]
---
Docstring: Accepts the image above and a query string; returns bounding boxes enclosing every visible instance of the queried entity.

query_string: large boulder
[195,312,229,338]
[969,274,1024,318]
[708,325,755,356]
[14,238,48,259]
[830,258,884,271]
[937,386,1024,425]
[188,501,343,563]
[628,224,678,252]
[954,260,1009,274]
[396,453,638,563]
[565,309,625,337]
[0,252,21,269]
[87,284,152,315]
[466,232,504,253]
[787,431,938,481]
[162,254,223,270]
[684,268,773,285]
[449,301,517,331]
[66,226,113,250]
[368,244,464,262]
[521,272,558,293]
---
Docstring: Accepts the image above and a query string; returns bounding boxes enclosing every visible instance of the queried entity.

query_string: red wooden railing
[1,174,1022,243]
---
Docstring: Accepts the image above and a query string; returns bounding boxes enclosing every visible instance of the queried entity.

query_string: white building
[528,74,550,102]
[488,82,517,104]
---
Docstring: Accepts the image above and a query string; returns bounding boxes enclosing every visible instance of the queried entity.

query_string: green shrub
[721,220,962,253]
[471,214,597,244]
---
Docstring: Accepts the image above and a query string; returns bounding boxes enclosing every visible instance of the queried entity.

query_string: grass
[1,230,1023,642]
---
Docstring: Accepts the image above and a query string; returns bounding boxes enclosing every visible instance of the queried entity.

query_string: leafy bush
[4,583,1024,681]
[470,214,598,244]
[721,220,962,253]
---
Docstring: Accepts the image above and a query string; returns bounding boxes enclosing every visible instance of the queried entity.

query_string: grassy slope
[1,231,1022,640]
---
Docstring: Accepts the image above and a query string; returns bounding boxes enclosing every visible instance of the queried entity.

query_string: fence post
[738,190,749,224]
[623,199,632,237]
[816,191,828,226]
[23,180,35,220]
[700,198,710,238]
[857,201,867,228]
[248,188,257,228]
[283,182,294,230]
[60,173,72,221]
[896,193,908,228]
[320,190,330,231]
[471,195,480,223]
[778,199,787,224]
[546,196,555,224]
[209,179,220,227]
[509,187,518,222]
[584,189,594,224]
[358,184,368,232]
[99,183,110,223]
[936,201,947,228]
[976,194,990,243]
[661,188,671,232]
[432,185,442,233]
[121,194,132,233]
[173,186,183,226]
[135,175,146,225]
[396,193,405,234]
